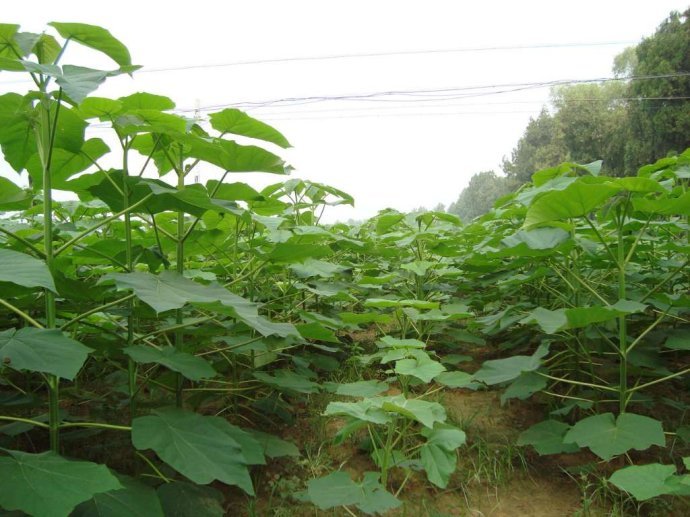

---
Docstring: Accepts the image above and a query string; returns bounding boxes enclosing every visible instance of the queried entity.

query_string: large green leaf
[524,180,621,227]
[132,408,253,494]
[209,108,290,148]
[0,248,56,292]
[103,271,298,337]
[72,475,164,517]
[521,302,647,334]
[609,463,678,501]
[563,413,665,460]
[123,346,216,381]
[324,399,392,425]
[49,22,132,66]
[0,450,121,517]
[0,328,91,380]
[156,482,224,517]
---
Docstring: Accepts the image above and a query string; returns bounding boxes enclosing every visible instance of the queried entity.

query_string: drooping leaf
[380,395,447,429]
[0,328,91,380]
[0,177,31,210]
[0,248,56,292]
[324,399,392,425]
[501,371,547,404]
[253,369,320,394]
[563,413,665,460]
[474,344,549,385]
[0,449,121,517]
[131,408,254,494]
[420,442,456,488]
[123,346,216,381]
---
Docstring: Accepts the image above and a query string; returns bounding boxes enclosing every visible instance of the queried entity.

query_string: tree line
[448,9,690,221]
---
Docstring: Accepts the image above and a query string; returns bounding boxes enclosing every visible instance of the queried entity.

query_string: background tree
[626,9,690,169]
[447,170,512,221]
[501,109,567,185]
[551,82,629,176]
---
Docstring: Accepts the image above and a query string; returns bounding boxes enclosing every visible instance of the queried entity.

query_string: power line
[172,72,690,113]
[0,40,637,87]
[140,40,636,73]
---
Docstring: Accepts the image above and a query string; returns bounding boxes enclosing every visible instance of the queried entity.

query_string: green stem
[0,415,50,428]
[175,147,185,408]
[617,207,628,414]
[60,294,135,330]
[54,194,155,256]
[0,227,46,258]
[59,422,132,432]
[0,298,45,328]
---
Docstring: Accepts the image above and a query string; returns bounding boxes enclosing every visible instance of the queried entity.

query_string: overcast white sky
[1,1,688,221]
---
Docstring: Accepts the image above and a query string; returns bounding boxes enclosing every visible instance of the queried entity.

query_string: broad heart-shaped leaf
[49,22,132,66]
[473,343,549,385]
[103,271,298,337]
[131,408,254,495]
[0,328,91,380]
[26,138,109,190]
[72,474,164,517]
[57,65,132,104]
[306,471,401,515]
[0,449,121,517]
[501,227,570,250]
[563,413,665,460]
[420,442,456,488]
[209,108,290,148]
[0,248,56,292]
[157,482,225,517]
[123,346,216,381]
[609,463,678,501]
[524,180,621,227]
[517,420,579,455]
